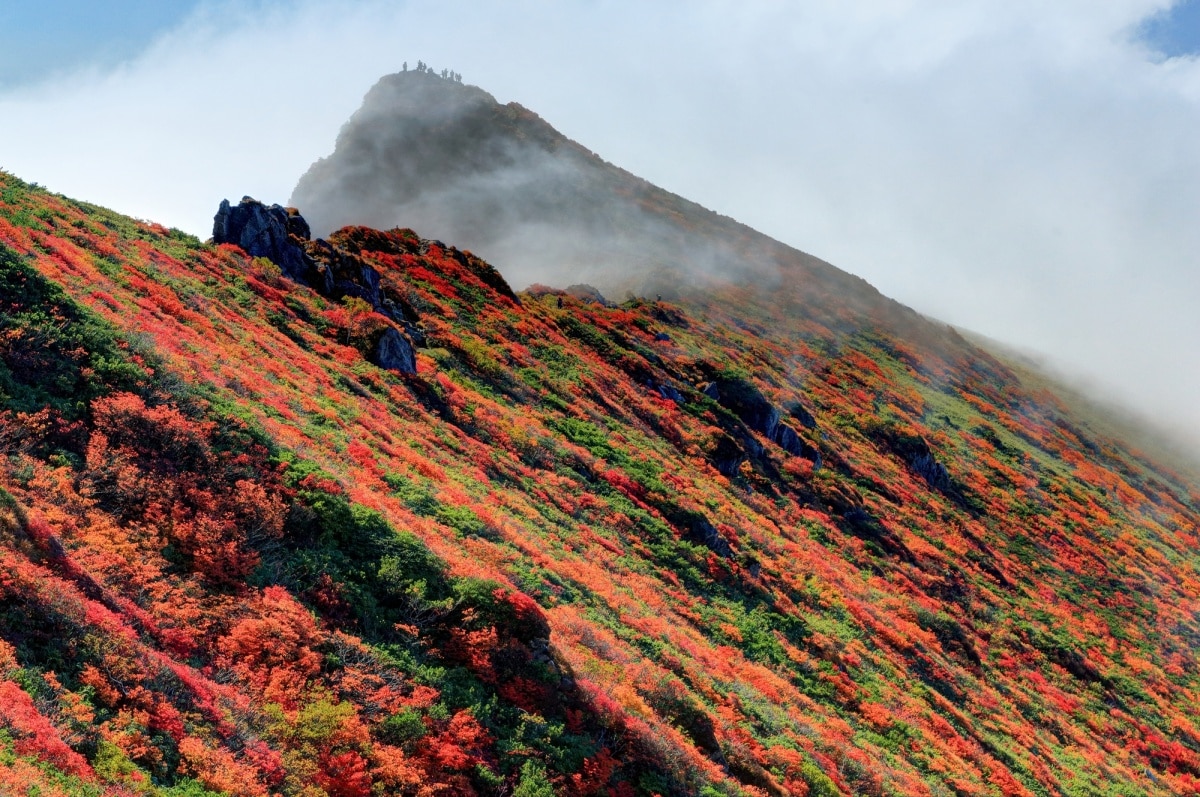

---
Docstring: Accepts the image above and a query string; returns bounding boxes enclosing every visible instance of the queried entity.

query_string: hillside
[1,84,1200,796]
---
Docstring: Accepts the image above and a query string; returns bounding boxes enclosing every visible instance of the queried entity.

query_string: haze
[0,0,1198,452]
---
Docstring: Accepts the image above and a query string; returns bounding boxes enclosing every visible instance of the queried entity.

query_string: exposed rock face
[655,383,685,404]
[710,432,748,477]
[686,516,734,560]
[669,508,734,559]
[335,264,384,308]
[787,402,818,430]
[213,197,311,281]
[214,198,422,375]
[885,431,953,491]
[908,449,953,492]
[772,422,819,461]
[371,327,416,375]
[865,422,970,511]
[706,377,781,439]
[700,376,824,474]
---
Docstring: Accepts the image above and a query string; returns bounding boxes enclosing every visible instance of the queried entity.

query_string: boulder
[213,197,312,281]
[786,402,818,430]
[371,327,417,374]
[708,377,780,439]
[772,422,819,461]
[657,381,686,405]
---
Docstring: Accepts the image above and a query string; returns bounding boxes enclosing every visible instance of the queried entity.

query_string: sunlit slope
[2,171,1200,796]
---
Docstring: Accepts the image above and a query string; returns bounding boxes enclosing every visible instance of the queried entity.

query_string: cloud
[0,0,1198,451]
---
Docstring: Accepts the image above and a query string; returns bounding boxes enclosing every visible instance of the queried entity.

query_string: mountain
[290,70,883,311]
[1,71,1199,797]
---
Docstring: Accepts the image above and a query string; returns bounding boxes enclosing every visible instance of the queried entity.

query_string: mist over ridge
[290,68,1200,466]
[291,69,870,305]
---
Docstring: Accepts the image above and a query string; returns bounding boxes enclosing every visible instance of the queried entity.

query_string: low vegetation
[1,169,1199,795]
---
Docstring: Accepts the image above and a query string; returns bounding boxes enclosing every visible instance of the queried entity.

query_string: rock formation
[213,198,421,374]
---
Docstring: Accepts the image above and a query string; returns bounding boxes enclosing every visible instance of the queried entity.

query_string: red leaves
[570,747,619,796]
[81,392,287,583]
[493,586,549,637]
[0,679,93,778]
[216,586,325,709]
[317,750,372,797]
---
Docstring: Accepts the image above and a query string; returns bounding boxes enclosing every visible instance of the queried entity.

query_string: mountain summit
[291,70,875,306]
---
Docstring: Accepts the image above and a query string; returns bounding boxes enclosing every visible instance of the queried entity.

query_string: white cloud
[1,0,1198,452]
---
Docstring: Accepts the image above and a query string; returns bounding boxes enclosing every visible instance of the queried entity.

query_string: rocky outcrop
[668,508,734,559]
[648,381,685,404]
[213,197,312,281]
[710,432,748,477]
[564,284,610,306]
[908,448,953,492]
[701,376,822,467]
[445,246,520,306]
[214,198,422,375]
[703,377,780,439]
[772,422,819,461]
[371,327,417,375]
[866,422,963,502]
[786,402,818,430]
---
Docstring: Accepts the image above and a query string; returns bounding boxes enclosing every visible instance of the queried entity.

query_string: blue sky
[0,0,1199,451]
[1,1,1196,103]
[1140,0,1200,57]
[1,0,1196,88]
[0,1,203,86]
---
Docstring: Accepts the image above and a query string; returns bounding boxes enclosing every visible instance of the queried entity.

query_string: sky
[0,0,1198,453]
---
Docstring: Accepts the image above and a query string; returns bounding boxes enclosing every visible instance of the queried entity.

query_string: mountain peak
[294,69,842,300]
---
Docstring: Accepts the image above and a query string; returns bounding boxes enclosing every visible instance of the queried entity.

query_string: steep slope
[2,168,1200,796]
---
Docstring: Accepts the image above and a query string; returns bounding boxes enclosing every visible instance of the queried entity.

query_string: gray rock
[772,422,803,456]
[909,451,953,492]
[657,381,686,400]
[709,377,780,438]
[285,209,311,241]
[787,402,818,429]
[213,197,312,281]
[711,433,746,477]
[669,508,735,559]
[359,265,383,307]
[371,327,417,374]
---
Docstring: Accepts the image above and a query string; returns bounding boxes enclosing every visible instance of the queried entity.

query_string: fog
[289,71,783,298]
[0,0,1197,451]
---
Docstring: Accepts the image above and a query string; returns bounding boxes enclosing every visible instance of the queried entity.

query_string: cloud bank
[0,0,1198,451]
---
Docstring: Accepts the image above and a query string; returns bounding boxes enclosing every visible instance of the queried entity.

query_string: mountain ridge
[291,70,893,318]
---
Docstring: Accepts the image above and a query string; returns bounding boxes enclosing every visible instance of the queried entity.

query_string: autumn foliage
[1,168,1200,797]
